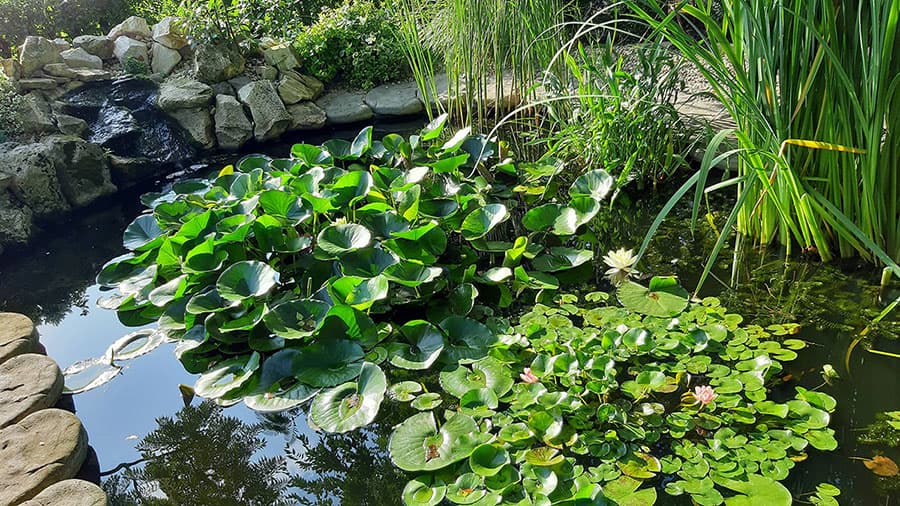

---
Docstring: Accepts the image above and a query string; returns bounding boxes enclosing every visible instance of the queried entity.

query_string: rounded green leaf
[570,169,614,200]
[617,277,689,317]
[384,262,443,287]
[461,204,509,240]
[63,358,122,394]
[290,339,365,387]
[263,299,331,339]
[411,392,443,411]
[389,412,487,471]
[194,352,260,399]
[446,473,486,504]
[469,444,510,477]
[522,204,564,232]
[216,261,279,302]
[439,357,513,398]
[389,381,423,402]
[123,214,163,250]
[309,362,386,433]
[532,247,593,272]
[244,381,319,412]
[389,320,445,370]
[316,223,372,257]
[259,189,311,224]
[403,476,446,506]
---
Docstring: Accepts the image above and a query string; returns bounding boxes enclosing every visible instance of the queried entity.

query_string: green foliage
[123,56,148,75]
[294,0,408,89]
[0,74,23,141]
[389,288,838,505]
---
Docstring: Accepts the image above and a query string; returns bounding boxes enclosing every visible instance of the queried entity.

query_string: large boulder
[18,93,56,134]
[0,409,88,505]
[113,37,149,66]
[151,43,181,76]
[108,16,151,41]
[287,102,326,131]
[0,354,63,429]
[18,78,58,90]
[262,43,300,73]
[60,48,102,70]
[158,76,213,111]
[0,312,37,364]
[277,71,323,104]
[0,192,33,249]
[48,136,116,207]
[214,94,252,150]
[237,80,291,142]
[169,107,214,149]
[42,63,77,79]
[152,17,188,50]
[194,43,245,83]
[365,81,424,116]
[316,90,373,124]
[72,35,115,60]
[1,58,21,80]
[68,68,111,82]
[55,114,88,137]
[20,479,108,506]
[18,36,63,77]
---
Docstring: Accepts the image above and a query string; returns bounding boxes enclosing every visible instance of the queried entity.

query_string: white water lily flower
[602,247,638,284]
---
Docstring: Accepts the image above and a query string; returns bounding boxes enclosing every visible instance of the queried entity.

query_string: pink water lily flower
[520,367,539,384]
[694,385,717,405]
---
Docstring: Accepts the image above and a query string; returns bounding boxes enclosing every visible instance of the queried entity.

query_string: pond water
[0,121,897,505]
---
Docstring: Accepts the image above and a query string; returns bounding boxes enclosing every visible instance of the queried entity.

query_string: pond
[0,121,897,505]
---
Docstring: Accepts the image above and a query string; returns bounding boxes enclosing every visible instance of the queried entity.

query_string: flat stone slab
[20,479,107,506]
[0,353,64,429]
[316,90,373,124]
[0,409,88,505]
[365,81,423,116]
[0,312,38,364]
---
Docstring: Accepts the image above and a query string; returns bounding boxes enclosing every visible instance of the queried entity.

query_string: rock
[0,193,33,247]
[158,76,213,111]
[214,94,252,150]
[287,101,326,131]
[72,35,114,60]
[60,48,102,70]
[67,68,111,82]
[211,81,234,97]
[316,90,373,124]
[42,63,77,79]
[365,81,424,116]
[257,64,278,81]
[482,75,519,110]
[237,80,291,142]
[113,37,149,66]
[89,106,140,148]
[194,43,245,83]
[0,409,88,505]
[48,136,116,207]
[55,114,88,137]
[20,479,108,506]
[277,71,323,104]
[417,73,466,111]
[0,354,63,429]
[262,43,300,72]
[227,75,252,94]
[109,155,158,186]
[152,16,188,50]
[19,36,63,77]
[18,93,56,133]
[169,107,214,149]
[18,78,58,91]
[108,16,151,41]
[52,38,71,51]
[1,58,21,80]
[150,43,181,76]
[0,313,37,364]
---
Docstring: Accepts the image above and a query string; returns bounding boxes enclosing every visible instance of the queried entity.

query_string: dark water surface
[0,123,897,505]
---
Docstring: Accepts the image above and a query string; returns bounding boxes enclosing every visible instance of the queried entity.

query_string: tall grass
[628,0,899,285]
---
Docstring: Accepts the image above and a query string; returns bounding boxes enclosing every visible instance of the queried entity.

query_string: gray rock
[55,114,87,137]
[169,107,215,149]
[18,93,56,134]
[20,479,108,506]
[316,90,374,124]
[18,77,58,91]
[227,75,252,93]
[89,106,139,147]
[52,38,70,51]
[152,16,187,50]
[151,43,181,76]
[0,193,34,247]
[214,94,253,150]
[287,102,326,131]
[49,136,117,207]
[0,409,88,505]
[113,36,149,66]
[60,48,103,70]
[263,43,300,72]
[108,155,157,186]
[18,36,63,77]
[0,313,37,364]
[158,76,213,111]
[194,43,245,83]
[237,80,291,142]
[42,63,77,79]
[72,35,114,60]
[211,81,234,97]
[365,81,424,116]
[108,16,151,41]
[0,354,63,429]
[67,68,111,82]
[1,58,21,80]
[277,71,323,105]
[417,73,466,111]
[257,65,278,81]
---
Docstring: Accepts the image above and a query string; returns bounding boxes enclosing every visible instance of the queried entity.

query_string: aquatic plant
[389,284,840,505]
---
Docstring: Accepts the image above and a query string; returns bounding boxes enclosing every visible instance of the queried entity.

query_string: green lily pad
[383,262,443,287]
[411,392,443,411]
[532,247,593,272]
[439,357,513,398]
[107,329,165,361]
[244,381,319,412]
[403,475,447,506]
[569,169,613,200]
[617,277,689,317]
[62,358,122,394]
[389,320,445,370]
[216,261,279,302]
[602,475,658,506]
[469,444,510,477]
[123,214,163,250]
[263,299,331,339]
[194,352,260,399]
[446,473,486,504]
[309,362,386,433]
[389,412,488,471]
[461,204,509,240]
[291,339,365,387]
[329,275,389,310]
[522,204,564,232]
[316,223,372,258]
[716,474,792,506]
[439,316,497,363]
[259,189,311,224]
[388,381,423,402]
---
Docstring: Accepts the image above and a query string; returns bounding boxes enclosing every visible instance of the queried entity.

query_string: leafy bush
[123,56,148,75]
[294,0,408,89]
[0,74,23,140]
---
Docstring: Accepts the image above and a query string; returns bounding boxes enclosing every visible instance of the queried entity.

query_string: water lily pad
[863,455,899,477]
[446,473,486,504]
[216,261,279,302]
[63,358,122,394]
[316,223,372,258]
[123,214,163,250]
[617,277,689,317]
[570,169,613,200]
[108,328,165,361]
[310,362,386,433]
[330,170,374,207]
[469,444,510,477]
[602,475,658,506]
[194,352,260,399]
[411,392,443,411]
[244,381,319,412]
[439,316,497,363]
[384,262,443,287]
[403,476,447,506]
[259,189,311,224]
[263,299,331,339]
[716,474,791,506]
[389,320,445,370]
[522,204,564,232]
[389,412,488,471]
[461,204,509,240]
[389,381,423,402]
[439,357,513,398]
[329,275,389,310]
[291,339,365,387]
[532,247,593,272]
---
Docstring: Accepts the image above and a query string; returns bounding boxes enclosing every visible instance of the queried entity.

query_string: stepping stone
[0,409,88,505]
[0,354,64,429]
[316,90,373,125]
[364,81,423,116]
[20,479,108,506]
[0,312,38,364]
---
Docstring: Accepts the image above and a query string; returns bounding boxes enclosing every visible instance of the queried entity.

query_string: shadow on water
[0,128,898,504]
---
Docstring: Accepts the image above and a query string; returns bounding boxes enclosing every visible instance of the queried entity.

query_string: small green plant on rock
[0,74,23,141]
[123,56,149,76]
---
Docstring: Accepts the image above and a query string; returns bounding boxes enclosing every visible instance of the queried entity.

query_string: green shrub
[123,55,148,75]
[294,0,408,89]
[0,75,23,140]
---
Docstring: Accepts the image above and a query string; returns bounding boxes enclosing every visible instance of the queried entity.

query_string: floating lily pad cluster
[387,284,839,505]
[95,116,612,424]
